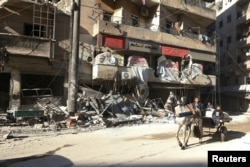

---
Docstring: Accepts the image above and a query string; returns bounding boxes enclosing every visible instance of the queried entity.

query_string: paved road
[0,113,250,167]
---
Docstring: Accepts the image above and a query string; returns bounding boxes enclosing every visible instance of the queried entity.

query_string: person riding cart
[212,105,224,128]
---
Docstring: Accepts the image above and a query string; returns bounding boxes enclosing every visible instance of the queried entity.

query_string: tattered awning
[161,46,188,58]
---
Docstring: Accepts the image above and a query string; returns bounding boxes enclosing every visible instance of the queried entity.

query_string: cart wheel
[29,118,38,126]
[220,126,227,142]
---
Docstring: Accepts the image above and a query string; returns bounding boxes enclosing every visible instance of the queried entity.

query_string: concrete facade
[79,0,217,104]
[0,0,217,112]
[216,0,250,112]
[0,0,70,110]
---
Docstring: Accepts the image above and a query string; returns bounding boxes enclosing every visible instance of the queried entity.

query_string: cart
[202,109,232,142]
[6,109,45,126]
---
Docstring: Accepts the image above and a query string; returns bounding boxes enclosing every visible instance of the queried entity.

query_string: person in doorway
[212,105,224,127]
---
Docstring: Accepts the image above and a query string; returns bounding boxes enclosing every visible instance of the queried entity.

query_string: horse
[165,93,203,150]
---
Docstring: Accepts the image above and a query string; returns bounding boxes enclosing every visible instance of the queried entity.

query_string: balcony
[0,33,54,59]
[236,12,250,25]
[92,64,216,86]
[94,19,216,53]
[160,0,215,26]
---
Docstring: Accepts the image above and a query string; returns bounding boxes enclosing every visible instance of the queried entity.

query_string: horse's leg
[184,125,191,148]
[181,125,187,150]
[176,125,183,148]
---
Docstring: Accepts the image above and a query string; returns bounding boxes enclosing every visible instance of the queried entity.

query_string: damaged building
[78,0,217,104]
[0,0,71,111]
[0,0,218,126]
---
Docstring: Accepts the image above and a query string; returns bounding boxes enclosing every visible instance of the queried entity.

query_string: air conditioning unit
[141,7,149,17]
[121,72,131,80]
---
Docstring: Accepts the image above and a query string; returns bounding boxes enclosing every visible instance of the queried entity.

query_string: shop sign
[103,36,124,49]
[128,40,160,53]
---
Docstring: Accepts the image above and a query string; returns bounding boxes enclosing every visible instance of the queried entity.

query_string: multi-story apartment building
[0,0,71,110]
[79,0,217,104]
[0,0,217,112]
[216,0,250,112]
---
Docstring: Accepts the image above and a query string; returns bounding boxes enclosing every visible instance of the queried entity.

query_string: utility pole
[68,0,80,114]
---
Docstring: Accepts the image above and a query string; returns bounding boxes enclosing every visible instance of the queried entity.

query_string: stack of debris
[34,86,172,129]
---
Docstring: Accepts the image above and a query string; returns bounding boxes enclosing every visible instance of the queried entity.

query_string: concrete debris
[3,87,175,131]
[2,131,13,140]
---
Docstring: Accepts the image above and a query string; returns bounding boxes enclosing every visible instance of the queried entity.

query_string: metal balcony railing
[102,14,214,45]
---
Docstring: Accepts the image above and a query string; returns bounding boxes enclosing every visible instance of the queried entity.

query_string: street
[0,113,250,167]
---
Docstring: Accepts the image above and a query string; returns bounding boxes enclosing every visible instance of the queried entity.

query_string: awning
[190,51,216,62]
[161,46,188,58]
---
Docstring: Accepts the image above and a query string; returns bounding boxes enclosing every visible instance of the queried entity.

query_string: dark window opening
[219,20,223,28]
[166,20,172,33]
[24,24,45,37]
[131,14,139,27]
[227,36,231,44]
[227,15,231,23]
[103,11,112,22]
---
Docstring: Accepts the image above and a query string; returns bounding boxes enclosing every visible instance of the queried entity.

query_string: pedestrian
[190,96,203,139]
[206,102,214,109]
[212,105,224,127]
[191,97,204,116]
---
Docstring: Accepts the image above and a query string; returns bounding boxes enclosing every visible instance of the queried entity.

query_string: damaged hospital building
[0,0,219,117]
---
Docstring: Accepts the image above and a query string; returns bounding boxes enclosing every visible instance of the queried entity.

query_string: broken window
[32,4,55,38]
[24,24,45,37]
[131,14,139,27]
[103,11,112,22]
[165,20,172,33]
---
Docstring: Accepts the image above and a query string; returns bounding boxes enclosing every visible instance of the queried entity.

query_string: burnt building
[78,0,217,105]
[0,0,71,110]
[0,0,217,112]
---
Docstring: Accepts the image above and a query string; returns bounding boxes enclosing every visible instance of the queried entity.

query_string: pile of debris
[33,86,175,130]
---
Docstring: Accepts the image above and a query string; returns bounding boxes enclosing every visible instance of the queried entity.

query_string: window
[235,78,238,85]
[24,24,45,37]
[227,15,231,23]
[219,20,223,28]
[165,20,172,33]
[103,11,112,22]
[131,14,139,27]
[227,36,231,44]
[246,77,250,84]
[237,56,242,63]
[220,39,223,47]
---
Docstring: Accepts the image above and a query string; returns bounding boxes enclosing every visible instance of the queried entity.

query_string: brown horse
[165,93,203,150]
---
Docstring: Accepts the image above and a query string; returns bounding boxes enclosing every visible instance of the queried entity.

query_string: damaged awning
[161,46,188,58]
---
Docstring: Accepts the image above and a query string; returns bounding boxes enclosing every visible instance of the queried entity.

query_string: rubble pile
[2,87,175,131]
[68,87,173,128]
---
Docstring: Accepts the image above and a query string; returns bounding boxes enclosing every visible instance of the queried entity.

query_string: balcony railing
[96,15,214,45]
[92,64,216,86]
[0,33,54,59]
